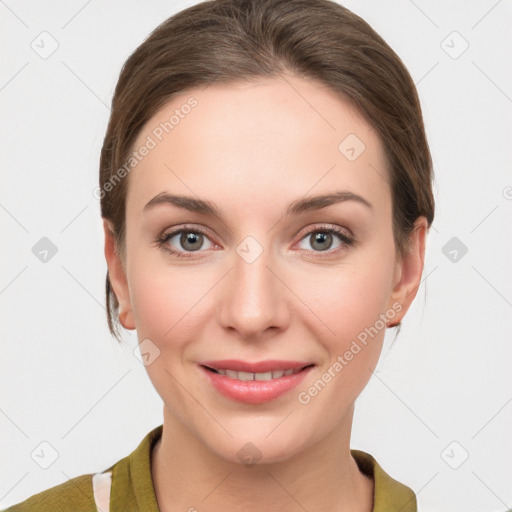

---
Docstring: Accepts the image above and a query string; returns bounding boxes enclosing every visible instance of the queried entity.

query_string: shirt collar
[109,424,417,512]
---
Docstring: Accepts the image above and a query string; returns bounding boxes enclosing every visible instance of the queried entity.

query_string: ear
[387,216,428,322]
[103,219,135,330]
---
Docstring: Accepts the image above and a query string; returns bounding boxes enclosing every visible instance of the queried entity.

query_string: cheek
[294,266,394,414]
[314,258,395,342]
[126,241,218,350]
[307,247,396,385]
[126,237,181,339]
[129,265,200,342]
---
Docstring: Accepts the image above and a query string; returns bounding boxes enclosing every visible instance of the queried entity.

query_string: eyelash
[154,224,355,259]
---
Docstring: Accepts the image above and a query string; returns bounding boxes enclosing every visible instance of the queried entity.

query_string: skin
[104,74,427,512]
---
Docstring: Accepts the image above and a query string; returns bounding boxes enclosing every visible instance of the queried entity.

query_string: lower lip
[200,365,314,404]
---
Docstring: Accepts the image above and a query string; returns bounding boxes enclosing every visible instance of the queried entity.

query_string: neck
[151,404,373,512]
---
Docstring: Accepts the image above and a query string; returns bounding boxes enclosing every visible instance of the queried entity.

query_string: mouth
[201,364,314,381]
[198,360,316,404]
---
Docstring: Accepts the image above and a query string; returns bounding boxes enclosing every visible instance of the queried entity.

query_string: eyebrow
[143,190,373,217]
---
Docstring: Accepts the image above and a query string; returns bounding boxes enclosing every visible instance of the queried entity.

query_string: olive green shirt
[2,424,417,511]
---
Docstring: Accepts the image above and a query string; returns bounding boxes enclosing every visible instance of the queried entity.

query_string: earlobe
[103,219,136,330]
[387,217,429,325]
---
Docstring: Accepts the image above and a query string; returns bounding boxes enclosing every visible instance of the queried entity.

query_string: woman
[3,0,434,510]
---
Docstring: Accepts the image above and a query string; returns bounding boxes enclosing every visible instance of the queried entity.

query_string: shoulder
[1,426,163,512]
[351,448,417,512]
[1,473,96,512]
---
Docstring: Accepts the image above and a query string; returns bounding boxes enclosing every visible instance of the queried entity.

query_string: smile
[199,361,315,404]
[203,367,305,381]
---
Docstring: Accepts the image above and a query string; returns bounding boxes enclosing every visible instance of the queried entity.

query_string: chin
[205,428,310,467]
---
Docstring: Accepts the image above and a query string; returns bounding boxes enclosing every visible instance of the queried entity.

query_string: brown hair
[99,0,435,342]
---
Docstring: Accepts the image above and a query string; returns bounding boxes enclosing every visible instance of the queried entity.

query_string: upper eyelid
[295,223,353,238]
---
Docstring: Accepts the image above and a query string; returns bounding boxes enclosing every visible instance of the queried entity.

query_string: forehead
[127,75,390,217]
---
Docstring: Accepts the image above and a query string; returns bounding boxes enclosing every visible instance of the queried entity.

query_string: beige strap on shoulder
[92,471,112,512]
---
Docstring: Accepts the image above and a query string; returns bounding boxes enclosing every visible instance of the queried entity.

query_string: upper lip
[200,359,314,373]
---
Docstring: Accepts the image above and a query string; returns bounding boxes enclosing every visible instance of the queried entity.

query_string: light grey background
[1,1,511,511]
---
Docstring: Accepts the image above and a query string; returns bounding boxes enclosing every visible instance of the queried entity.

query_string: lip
[200,359,313,373]
[199,361,315,405]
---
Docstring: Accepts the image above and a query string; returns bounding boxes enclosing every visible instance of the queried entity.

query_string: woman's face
[106,75,425,463]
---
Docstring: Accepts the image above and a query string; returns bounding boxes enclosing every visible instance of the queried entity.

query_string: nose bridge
[217,234,288,339]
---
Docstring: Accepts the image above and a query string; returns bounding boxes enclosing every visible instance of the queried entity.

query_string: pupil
[312,232,331,251]
[181,232,202,251]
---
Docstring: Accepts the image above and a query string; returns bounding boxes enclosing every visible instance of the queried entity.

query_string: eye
[156,226,216,258]
[155,224,355,259]
[296,225,355,255]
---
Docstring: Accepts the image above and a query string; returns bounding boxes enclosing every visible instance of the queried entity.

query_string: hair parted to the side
[99,0,435,343]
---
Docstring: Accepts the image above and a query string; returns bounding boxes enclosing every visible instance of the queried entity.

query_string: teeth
[255,371,273,381]
[212,368,303,380]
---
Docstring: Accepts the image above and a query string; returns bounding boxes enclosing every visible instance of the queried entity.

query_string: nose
[217,242,290,341]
